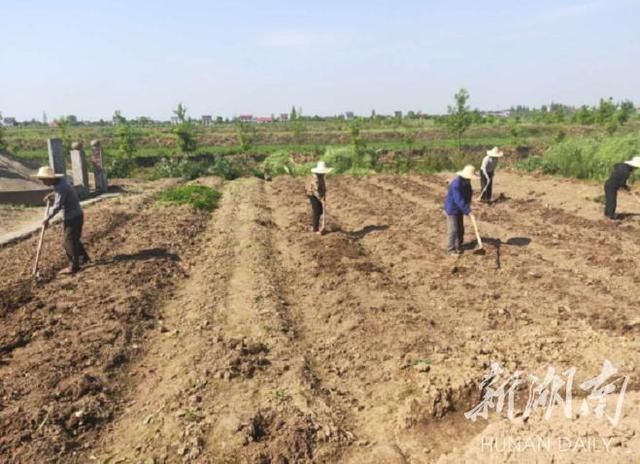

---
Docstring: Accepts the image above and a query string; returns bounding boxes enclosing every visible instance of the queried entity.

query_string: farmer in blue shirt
[444,165,478,254]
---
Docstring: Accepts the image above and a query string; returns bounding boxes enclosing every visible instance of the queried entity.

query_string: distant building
[255,117,273,123]
[345,111,354,120]
[1,117,17,127]
[394,111,403,119]
[279,113,289,121]
[483,109,511,118]
[239,114,253,122]
[201,115,213,125]
[170,116,180,125]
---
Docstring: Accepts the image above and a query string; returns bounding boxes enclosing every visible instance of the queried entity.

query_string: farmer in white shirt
[479,147,504,203]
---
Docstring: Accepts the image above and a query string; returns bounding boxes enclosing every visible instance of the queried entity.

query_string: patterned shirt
[305,175,326,199]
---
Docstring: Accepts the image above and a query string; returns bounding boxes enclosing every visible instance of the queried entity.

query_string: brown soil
[0,173,639,463]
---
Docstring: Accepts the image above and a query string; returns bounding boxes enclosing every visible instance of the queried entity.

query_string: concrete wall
[0,189,50,206]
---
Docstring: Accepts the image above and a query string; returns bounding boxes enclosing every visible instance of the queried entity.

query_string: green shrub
[415,153,455,174]
[517,135,640,180]
[322,146,378,175]
[106,157,135,178]
[210,155,241,180]
[158,185,221,211]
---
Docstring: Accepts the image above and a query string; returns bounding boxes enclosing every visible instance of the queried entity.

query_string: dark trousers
[63,214,89,271]
[604,182,618,219]
[308,196,323,231]
[480,171,494,202]
[446,214,464,252]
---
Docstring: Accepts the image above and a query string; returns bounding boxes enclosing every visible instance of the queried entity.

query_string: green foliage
[158,185,221,211]
[237,121,256,152]
[0,124,6,152]
[262,150,314,177]
[106,157,135,178]
[115,122,137,160]
[322,145,378,175]
[414,153,455,174]
[516,135,640,180]
[292,119,306,145]
[172,104,198,154]
[152,155,242,181]
[55,117,72,155]
[447,88,472,152]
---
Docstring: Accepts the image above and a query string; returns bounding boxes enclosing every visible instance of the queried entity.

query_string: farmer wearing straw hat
[479,146,504,203]
[604,156,640,219]
[305,161,332,235]
[35,166,90,274]
[444,165,478,254]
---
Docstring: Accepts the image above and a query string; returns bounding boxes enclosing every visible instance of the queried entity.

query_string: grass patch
[158,185,221,211]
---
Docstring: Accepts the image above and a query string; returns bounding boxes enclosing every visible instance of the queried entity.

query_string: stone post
[47,138,65,175]
[70,142,89,199]
[90,139,108,193]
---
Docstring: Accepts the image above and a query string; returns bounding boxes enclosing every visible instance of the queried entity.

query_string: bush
[106,157,135,178]
[152,157,206,180]
[517,135,640,180]
[322,146,378,175]
[158,185,221,211]
[415,153,455,174]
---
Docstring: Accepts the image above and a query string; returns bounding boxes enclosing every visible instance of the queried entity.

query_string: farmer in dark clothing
[444,165,478,254]
[36,166,90,274]
[479,146,504,202]
[305,161,332,235]
[604,156,640,219]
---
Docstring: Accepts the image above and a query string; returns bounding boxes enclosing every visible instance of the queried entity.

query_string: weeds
[158,185,222,211]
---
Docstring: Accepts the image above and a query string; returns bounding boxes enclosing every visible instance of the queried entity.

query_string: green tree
[292,118,306,145]
[574,105,595,125]
[350,120,366,162]
[172,103,197,154]
[237,121,256,152]
[113,110,127,125]
[56,116,72,154]
[596,98,617,125]
[446,88,472,152]
[116,122,137,159]
[290,105,297,121]
[617,100,636,125]
[0,124,6,153]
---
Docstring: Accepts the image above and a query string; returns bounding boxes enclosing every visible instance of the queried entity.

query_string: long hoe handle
[476,177,491,201]
[470,214,483,249]
[322,198,327,231]
[33,202,51,277]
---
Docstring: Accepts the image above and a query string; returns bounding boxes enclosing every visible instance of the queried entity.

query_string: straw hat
[625,156,640,168]
[34,166,64,179]
[486,146,504,158]
[311,161,333,174]
[457,165,478,180]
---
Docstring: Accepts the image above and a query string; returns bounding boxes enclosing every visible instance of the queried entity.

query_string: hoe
[32,199,51,279]
[469,214,486,255]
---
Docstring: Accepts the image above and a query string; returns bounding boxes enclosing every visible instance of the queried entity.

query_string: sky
[1,0,639,121]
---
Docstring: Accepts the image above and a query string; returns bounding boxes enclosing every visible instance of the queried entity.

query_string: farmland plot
[0,173,639,463]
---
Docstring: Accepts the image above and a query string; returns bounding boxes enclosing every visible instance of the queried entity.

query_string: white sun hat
[34,166,64,179]
[624,156,640,168]
[311,161,333,174]
[457,165,479,180]
[486,146,504,158]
